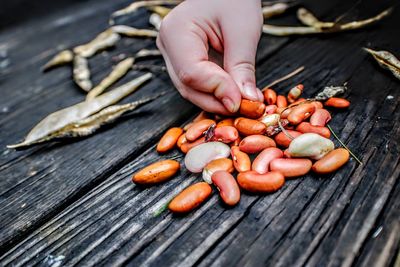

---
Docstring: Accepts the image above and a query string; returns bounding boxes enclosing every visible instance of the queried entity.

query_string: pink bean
[252,147,283,174]
[239,135,276,154]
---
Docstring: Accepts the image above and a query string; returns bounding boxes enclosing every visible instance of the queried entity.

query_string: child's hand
[157,0,263,115]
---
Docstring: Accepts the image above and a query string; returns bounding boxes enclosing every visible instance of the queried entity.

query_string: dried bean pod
[252,147,283,174]
[202,158,234,184]
[185,119,216,141]
[211,126,239,143]
[312,148,350,174]
[212,171,241,206]
[287,84,304,103]
[274,130,302,148]
[231,146,251,172]
[237,171,285,193]
[310,109,331,126]
[184,142,230,172]
[168,182,212,213]
[217,118,234,128]
[239,99,266,119]
[324,97,350,108]
[239,135,276,154]
[287,103,315,125]
[263,89,277,105]
[234,117,266,136]
[296,122,331,138]
[180,137,205,154]
[276,95,288,108]
[132,159,180,184]
[157,127,184,153]
[270,158,312,178]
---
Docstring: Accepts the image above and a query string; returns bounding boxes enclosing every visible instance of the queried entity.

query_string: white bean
[288,133,334,160]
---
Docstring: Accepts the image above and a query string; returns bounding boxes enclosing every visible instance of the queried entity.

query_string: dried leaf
[86,57,135,100]
[73,55,92,92]
[42,50,74,72]
[73,29,120,58]
[149,13,162,31]
[263,3,290,19]
[296,8,334,28]
[111,25,158,38]
[8,73,152,149]
[315,85,347,101]
[364,48,400,80]
[147,6,172,18]
[110,0,182,23]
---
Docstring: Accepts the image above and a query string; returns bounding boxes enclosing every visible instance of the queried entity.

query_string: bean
[183,122,193,132]
[288,133,334,160]
[211,171,241,206]
[231,146,251,172]
[296,122,331,138]
[132,159,180,184]
[185,119,216,141]
[279,108,292,119]
[211,126,239,143]
[217,118,234,128]
[157,127,184,153]
[180,137,206,154]
[274,130,302,147]
[276,95,288,108]
[168,182,212,213]
[202,158,234,183]
[239,135,276,154]
[324,97,350,108]
[264,104,278,114]
[287,103,315,125]
[310,101,324,110]
[312,148,350,174]
[252,147,283,174]
[287,84,303,103]
[237,171,285,193]
[234,117,266,136]
[270,158,312,178]
[310,109,331,126]
[176,133,187,148]
[239,99,266,119]
[259,114,280,127]
[230,136,242,147]
[263,88,277,105]
[291,98,307,105]
[184,142,231,173]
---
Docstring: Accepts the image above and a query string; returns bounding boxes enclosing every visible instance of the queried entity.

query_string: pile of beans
[132,85,351,213]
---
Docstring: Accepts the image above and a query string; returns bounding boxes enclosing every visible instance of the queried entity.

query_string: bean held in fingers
[237,171,285,193]
[211,171,241,206]
[239,99,266,119]
[312,148,350,174]
[157,127,184,153]
[202,158,234,184]
[263,89,277,105]
[234,117,266,136]
[296,122,331,138]
[324,97,350,108]
[231,146,251,172]
[252,147,283,174]
[239,135,276,154]
[185,119,216,141]
[168,182,212,213]
[310,109,331,126]
[270,158,312,178]
[132,159,180,185]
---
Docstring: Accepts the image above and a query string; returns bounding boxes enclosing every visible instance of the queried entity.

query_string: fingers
[220,3,264,102]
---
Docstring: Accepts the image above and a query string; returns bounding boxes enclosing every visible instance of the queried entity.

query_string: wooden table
[0,0,399,266]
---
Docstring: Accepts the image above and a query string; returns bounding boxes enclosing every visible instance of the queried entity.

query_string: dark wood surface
[0,0,399,266]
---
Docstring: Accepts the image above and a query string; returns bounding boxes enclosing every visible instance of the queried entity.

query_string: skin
[157,0,264,115]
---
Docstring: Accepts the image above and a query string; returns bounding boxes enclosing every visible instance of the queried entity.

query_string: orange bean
[212,171,241,206]
[279,108,292,119]
[310,109,331,127]
[312,148,350,174]
[231,146,251,172]
[132,159,180,185]
[217,118,234,128]
[276,95,288,108]
[176,134,187,148]
[180,137,206,153]
[270,158,312,178]
[237,171,285,193]
[324,97,350,108]
[274,130,302,148]
[263,88,277,105]
[287,84,303,103]
[239,135,276,154]
[287,103,315,125]
[168,182,212,213]
[234,117,266,136]
[296,122,331,138]
[239,99,266,119]
[252,147,283,174]
[185,119,216,141]
[157,127,184,153]
[264,104,278,114]
[211,126,239,143]
[203,158,234,183]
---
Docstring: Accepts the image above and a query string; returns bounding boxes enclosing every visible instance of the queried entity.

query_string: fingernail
[222,97,239,113]
[242,83,259,101]
[256,88,264,102]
